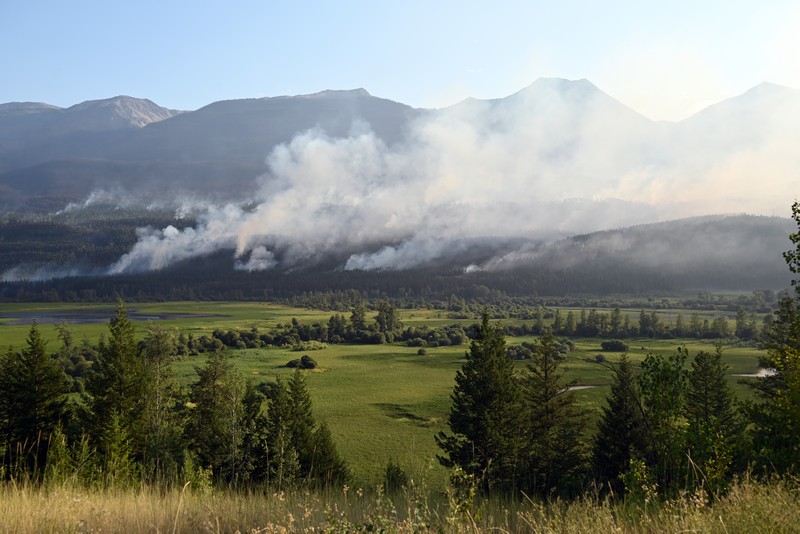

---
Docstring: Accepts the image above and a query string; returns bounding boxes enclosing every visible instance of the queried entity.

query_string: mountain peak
[0,102,62,116]
[299,88,372,99]
[65,96,182,128]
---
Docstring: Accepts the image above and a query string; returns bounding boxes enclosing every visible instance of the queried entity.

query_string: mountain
[1,79,799,213]
[674,82,800,152]
[480,214,794,293]
[0,210,792,296]
[0,96,181,147]
[0,89,421,205]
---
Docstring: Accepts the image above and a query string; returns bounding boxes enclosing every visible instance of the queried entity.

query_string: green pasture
[0,301,769,487]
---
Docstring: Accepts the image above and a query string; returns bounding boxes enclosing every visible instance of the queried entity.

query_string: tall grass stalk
[0,475,797,532]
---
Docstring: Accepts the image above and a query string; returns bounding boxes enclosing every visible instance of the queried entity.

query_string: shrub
[291,340,327,351]
[601,339,629,352]
[287,354,318,369]
[417,348,427,356]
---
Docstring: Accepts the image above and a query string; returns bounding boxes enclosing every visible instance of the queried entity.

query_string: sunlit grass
[1,475,798,532]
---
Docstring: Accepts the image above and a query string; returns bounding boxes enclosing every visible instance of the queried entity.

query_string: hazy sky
[1,1,798,121]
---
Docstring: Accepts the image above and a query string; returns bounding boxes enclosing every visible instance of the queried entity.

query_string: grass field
[0,301,769,487]
[2,475,799,532]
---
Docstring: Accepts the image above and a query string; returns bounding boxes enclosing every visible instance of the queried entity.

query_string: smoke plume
[106,79,800,274]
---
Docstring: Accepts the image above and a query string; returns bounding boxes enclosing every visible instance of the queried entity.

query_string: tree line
[0,303,349,489]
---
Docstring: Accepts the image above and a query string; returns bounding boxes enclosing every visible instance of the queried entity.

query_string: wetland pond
[0,309,226,325]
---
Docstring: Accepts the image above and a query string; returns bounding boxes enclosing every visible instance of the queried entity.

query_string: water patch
[0,309,227,325]
[732,368,777,378]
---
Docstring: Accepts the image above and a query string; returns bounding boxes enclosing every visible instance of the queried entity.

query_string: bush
[286,354,318,369]
[601,339,629,352]
[417,348,427,356]
[292,340,327,351]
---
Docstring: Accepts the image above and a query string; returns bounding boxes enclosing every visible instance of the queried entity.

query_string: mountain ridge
[0,78,798,210]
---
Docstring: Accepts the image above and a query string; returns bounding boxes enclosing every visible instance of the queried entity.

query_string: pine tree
[592,354,647,494]
[101,412,138,487]
[310,422,351,487]
[186,349,255,485]
[139,324,184,482]
[375,300,403,342]
[262,370,348,489]
[7,321,69,472]
[746,202,800,475]
[685,347,742,492]
[435,312,523,492]
[265,378,301,489]
[0,347,16,448]
[82,301,147,462]
[286,370,317,479]
[521,331,589,498]
[638,349,688,494]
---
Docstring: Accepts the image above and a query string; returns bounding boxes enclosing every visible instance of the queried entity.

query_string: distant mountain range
[1,79,798,210]
[0,89,420,205]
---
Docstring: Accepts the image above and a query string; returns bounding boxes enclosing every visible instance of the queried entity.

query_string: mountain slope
[0,89,421,203]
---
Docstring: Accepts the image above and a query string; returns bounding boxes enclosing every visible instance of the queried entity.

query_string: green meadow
[0,301,768,487]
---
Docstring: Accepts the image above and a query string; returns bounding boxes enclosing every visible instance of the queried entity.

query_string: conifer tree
[186,349,255,485]
[436,312,523,492]
[0,347,16,448]
[638,349,688,494]
[83,301,147,462]
[6,321,69,471]
[265,378,301,489]
[139,324,184,482]
[310,421,351,486]
[286,370,317,478]
[747,201,800,474]
[521,331,589,498]
[592,354,647,494]
[685,347,742,482]
[262,371,348,488]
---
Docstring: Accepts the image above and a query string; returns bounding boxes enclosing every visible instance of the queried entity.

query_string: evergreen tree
[747,201,800,474]
[265,378,301,489]
[350,302,367,332]
[375,300,403,342]
[100,412,139,487]
[638,349,688,494]
[286,370,317,479]
[310,422,350,487]
[186,350,257,485]
[592,354,647,494]
[139,324,184,482]
[521,331,589,498]
[82,301,147,462]
[750,299,800,472]
[685,347,742,491]
[0,347,16,449]
[6,322,69,472]
[435,312,523,492]
[262,370,348,489]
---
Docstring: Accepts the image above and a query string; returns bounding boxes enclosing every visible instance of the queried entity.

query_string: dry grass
[1,476,798,533]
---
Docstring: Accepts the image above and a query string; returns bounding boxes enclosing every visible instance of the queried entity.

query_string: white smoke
[105,79,800,274]
[235,246,277,271]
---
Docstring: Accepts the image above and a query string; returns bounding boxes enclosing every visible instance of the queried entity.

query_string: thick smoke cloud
[108,80,800,274]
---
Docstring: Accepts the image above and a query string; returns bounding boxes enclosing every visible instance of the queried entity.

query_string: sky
[2,0,799,121]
